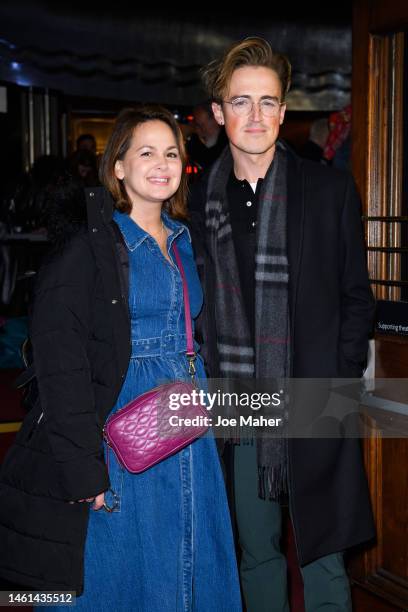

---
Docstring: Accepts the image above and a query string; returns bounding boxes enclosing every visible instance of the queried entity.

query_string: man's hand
[69,492,105,510]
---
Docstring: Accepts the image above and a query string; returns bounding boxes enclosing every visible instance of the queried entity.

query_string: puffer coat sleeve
[29,229,110,501]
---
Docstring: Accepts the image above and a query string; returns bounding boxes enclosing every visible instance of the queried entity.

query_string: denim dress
[52,210,242,612]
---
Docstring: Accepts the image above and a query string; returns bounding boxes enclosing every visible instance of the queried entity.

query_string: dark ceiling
[0,2,353,109]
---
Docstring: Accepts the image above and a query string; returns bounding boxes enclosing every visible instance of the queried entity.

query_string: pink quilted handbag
[103,242,209,476]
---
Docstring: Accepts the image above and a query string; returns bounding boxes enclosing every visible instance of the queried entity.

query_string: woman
[0,106,241,611]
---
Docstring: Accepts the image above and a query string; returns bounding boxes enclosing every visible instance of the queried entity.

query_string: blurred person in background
[187,101,227,170]
[298,117,329,163]
[76,133,97,155]
[68,149,99,187]
[11,155,66,231]
[323,104,352,170]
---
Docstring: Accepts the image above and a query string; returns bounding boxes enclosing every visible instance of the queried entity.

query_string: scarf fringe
[257,464,288,502]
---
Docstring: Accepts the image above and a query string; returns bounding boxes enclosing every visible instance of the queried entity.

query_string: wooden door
[350,1,408,610]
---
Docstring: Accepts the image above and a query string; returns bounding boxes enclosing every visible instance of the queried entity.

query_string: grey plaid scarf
[205,141,290,501]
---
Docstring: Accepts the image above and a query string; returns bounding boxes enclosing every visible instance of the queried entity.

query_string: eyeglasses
[222,97,284,118]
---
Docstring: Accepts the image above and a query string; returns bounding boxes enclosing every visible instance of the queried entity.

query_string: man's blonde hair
[201,37,291,102]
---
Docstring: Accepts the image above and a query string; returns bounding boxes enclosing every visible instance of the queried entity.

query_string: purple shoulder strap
[171,243,195,357]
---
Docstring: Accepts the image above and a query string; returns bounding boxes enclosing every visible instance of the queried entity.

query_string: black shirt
[226,172,263,341]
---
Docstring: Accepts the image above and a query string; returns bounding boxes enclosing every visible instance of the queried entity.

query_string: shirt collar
[112,209,191,251]
[228,171,264,191]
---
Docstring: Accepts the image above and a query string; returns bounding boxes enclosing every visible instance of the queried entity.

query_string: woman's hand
[69,492,105,510]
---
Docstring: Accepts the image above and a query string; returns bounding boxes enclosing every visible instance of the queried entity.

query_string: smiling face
[114,120,182,209]
[212,65,286,158]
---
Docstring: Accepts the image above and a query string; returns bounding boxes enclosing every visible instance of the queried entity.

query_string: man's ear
[212,102,225,126]
[114,160,124,180]
[279,103,286,126]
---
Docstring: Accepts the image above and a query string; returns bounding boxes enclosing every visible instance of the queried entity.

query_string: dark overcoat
[188,145,376,566]
[0,188,131,594]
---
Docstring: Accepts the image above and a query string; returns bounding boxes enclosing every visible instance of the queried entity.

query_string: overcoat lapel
[286,151,305,375]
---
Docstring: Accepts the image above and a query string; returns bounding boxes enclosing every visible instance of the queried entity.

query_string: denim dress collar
[112,209,191,252]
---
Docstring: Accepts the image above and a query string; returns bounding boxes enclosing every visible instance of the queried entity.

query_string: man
[189,37,375,612]
[299,117,329,163]
[76,133,97,155]
[187,101,228,170]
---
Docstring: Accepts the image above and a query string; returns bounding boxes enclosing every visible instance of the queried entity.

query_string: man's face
[212,66,286,157]
[78,137,96,155]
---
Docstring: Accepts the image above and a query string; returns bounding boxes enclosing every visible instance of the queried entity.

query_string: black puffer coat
[0,188,131,594]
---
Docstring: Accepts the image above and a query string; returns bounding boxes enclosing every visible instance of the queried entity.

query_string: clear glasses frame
[222,97,285,117]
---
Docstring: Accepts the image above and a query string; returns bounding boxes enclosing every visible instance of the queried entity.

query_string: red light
[185,164,199,175]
